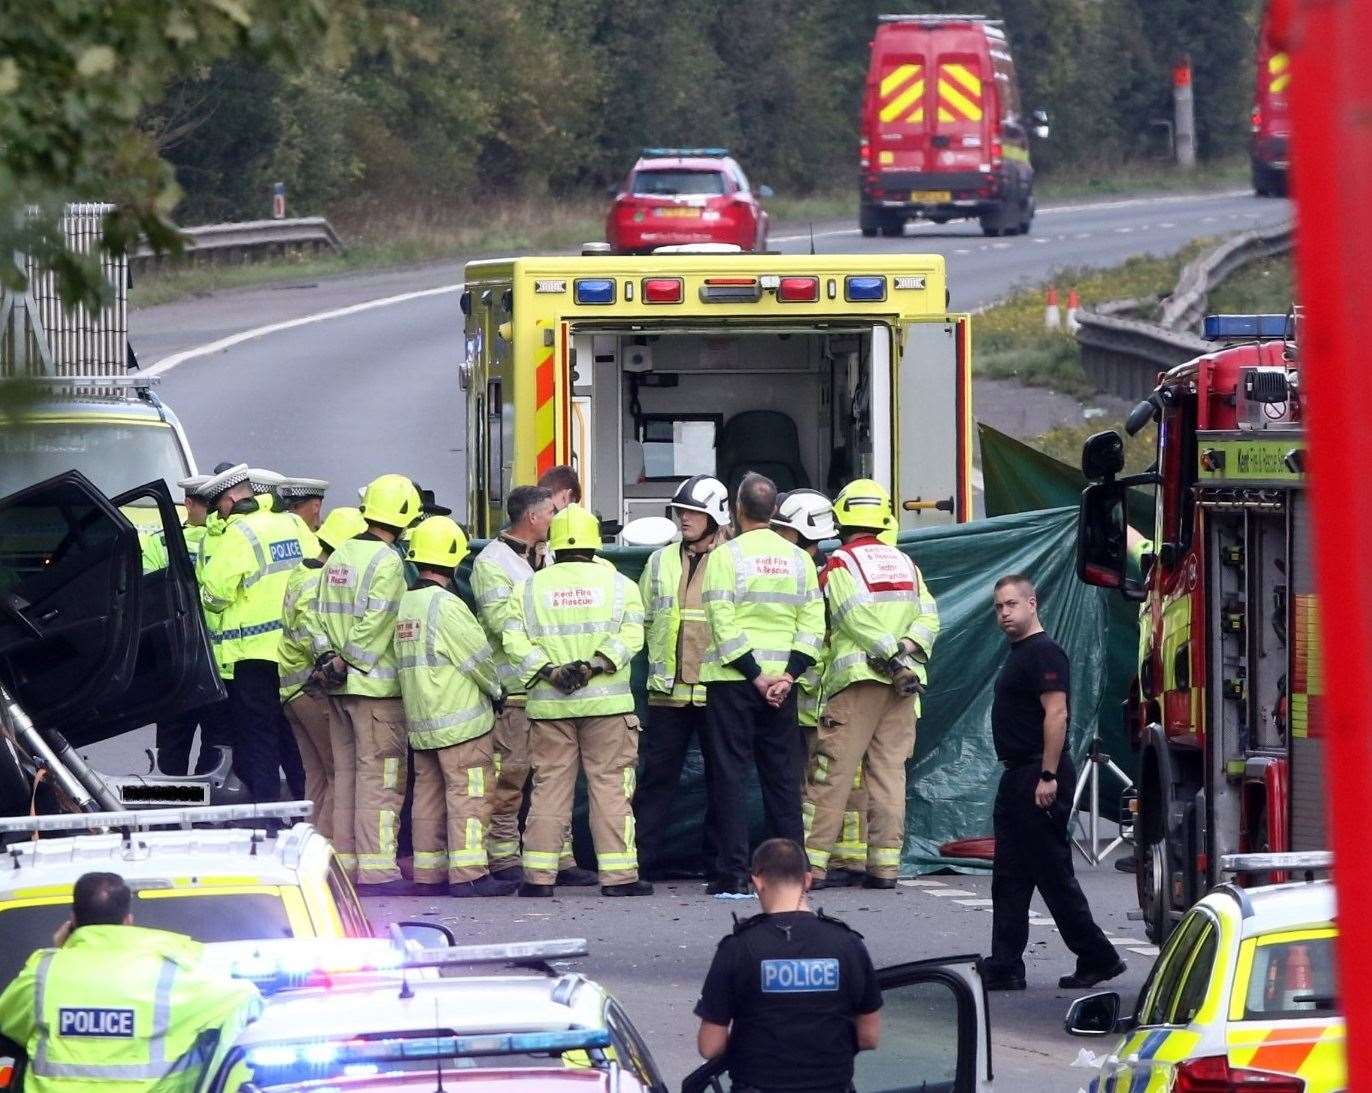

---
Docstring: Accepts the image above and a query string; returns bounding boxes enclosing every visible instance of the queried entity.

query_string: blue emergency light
[641,147,729,158]
[574,278,617,305]
[1203,313,1289,340]
[246,1029,615,1074]
[845,276,887,302]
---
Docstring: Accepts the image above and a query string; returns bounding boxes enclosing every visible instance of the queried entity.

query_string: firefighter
[0,872,262,1093]
[471,485,594,886]
[771,489,869,887]
[803,480,938,889]
[153,473,213,776]
[279,476,330,531]
[277,506,368,841]
[503,504,651,897]
[396,516,520,898]
[701,473,826,898]
[634,474,731,880]
[316,473,418,894]
[198,463,306,805]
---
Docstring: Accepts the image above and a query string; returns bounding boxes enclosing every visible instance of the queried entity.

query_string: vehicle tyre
[1019,196,1034,235]
[859,204,879,238]
[879,212,904,237]
[980,201,1011,237]
[1137,835,1170,944]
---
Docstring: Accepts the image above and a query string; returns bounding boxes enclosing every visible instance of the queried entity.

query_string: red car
[605,148,771,254]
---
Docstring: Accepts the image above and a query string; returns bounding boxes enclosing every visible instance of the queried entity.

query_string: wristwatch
[1039,770,1057,783]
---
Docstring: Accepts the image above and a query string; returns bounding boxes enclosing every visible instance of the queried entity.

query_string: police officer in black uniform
[983,574,1125,991]
[694,838,881,1093]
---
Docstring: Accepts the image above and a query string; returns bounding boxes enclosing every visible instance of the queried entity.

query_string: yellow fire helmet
[407,515,471,570]
[877,525,898,547]
[360,474,422,530]
[549,504,603,554]
[317,506,368,553]
[833,478,893,531]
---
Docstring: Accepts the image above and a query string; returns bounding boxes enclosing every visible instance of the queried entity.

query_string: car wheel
[859,204,879,238]
[879,213,904,237]
[1137,837,1170,945]
[1019,197,1033,235]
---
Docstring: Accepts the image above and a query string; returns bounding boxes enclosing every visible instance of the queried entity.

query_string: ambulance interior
[570,326,890,526]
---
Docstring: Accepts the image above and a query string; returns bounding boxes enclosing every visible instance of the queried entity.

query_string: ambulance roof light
[1203,314,1289,340]
[845,275,887,302]
[574,278,616,305]
[0,800,313,836]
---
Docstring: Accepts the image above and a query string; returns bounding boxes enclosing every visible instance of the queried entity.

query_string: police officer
[634,474,730,880]
[701,473,825,898]
[503,504,651,897]
[0,872,261,1092]
[984,574,1125,991]
[153,473,213,776]
[315,474,419,893]
[198,463,306,805]
[396,516,520,898]
[277,506,368,841]
[470,485,592,886]
[279,476,330,532]
[804,480,938,890]
[771,489,869,887]
[694,839,881,1093]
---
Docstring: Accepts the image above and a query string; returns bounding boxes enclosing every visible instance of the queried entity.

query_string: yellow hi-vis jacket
[396,580,503,749]
[700,528,825,683]
[470,536,542,702]
[0,924,261,1093]
[640,536,723,706]
[199,502,305,675]
[278,560,328,702]
[315,534,405,699]
[821,534,939,714]
[503,560,645,719]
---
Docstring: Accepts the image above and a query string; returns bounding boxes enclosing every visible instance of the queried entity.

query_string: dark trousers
[276,704,306,799]
[154,715,196,776]
[196,699,233,775]
[634,703,717,875]
[225,660,284,804]
[988,758,1118,979]
[702,681,805,885]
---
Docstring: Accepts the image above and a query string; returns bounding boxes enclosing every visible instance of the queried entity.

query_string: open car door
[682,954,992,1093]
[0,471,144,729]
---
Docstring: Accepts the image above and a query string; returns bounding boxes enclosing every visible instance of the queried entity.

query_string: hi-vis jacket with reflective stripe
[503,561,645,719]
[821,535,938,710]
[200,503,305,674]
[471,537,542,700]
[700,528,825,683]
[183,524,206,568]
[640,537,722,705]
[0,924,261,1093]
[396,580,503,749]
[278,560,328,702]
[316,534,406,698]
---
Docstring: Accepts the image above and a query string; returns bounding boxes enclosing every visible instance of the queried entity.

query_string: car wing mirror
[681,1059,727,1093]
[1064,991,1121,1036]
[390,920,456,949]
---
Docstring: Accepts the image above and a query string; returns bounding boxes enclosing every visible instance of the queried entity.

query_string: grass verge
[1031,419,1157,476]
[1035,156,1248,204]
[1206,253,1294,315]
[974,239,1214,398]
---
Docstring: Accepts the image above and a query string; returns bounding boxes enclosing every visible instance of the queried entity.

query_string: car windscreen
[0,892,295,986]
[630,169,726,196]
[1243,934,1338,1019]
[0,419,189,500]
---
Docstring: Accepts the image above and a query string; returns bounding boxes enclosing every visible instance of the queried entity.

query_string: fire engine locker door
[897,318,968,528]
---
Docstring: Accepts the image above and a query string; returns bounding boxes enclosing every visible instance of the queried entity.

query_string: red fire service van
[858,14,1047,239]
[1251,7,1290,197]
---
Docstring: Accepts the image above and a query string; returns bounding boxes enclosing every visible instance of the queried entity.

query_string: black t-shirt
[694,910,882,1092]
[991,631,1071,763]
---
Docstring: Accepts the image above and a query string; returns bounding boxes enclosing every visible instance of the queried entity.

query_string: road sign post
[1173,57,1197,169]
[272,182,286,220]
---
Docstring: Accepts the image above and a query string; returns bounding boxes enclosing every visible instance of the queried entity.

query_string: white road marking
[898,878,947,887]
[927,888,978,897]
[1128,945,1160,957]
[954,898,995,907]
[144,283,463,376]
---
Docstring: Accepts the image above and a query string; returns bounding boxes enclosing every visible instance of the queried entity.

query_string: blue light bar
[574,278,616,305]
[641,147,729,158]
[1203,313,1288,340]
[845,276,887,302]
[246,1028,615,1073]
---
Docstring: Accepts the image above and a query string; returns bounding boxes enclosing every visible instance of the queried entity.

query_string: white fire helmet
[668,474,730,526]
[772,489,838,543]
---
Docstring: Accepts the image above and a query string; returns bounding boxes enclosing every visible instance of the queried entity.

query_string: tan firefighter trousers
[803,725,869,872]
[522,714,641,886]
[804,680,915,880]
[285,691,334,841]
[329,695,407,885]
[487,705,576,875]
[411,733,496,885]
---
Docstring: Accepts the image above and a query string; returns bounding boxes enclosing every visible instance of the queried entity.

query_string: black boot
[518,882,556,897]
[355,879,424,897]
[863,876,898,890]
[451,874,521,898]
[490,865,524,884]
[556,866,600,887]
[602,880,654,897]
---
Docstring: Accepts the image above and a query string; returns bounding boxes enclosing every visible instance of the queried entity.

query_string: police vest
[315,535,405,698]
[822,537,939,707]
[0,924,260,1093]
[395,582,502,749]
[699,528,825,683]
[505,561,645,719]
[641,539,719,705]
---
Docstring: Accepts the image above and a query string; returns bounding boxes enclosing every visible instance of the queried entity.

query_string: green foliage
[1206,255,1294,315]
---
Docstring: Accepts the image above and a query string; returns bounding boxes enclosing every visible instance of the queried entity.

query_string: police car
[0,802,383,993]
[198,939,669,1093]
[1067,853,1344,1092]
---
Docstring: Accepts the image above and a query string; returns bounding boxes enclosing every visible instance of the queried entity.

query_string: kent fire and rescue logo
[327,565,354,587]
[549,587,602,610]
[395,620,420,643]
[747,556,792,579]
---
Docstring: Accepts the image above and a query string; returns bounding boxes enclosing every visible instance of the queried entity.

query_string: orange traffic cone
[1066,289,1081,333]
[1279,944,1315,1011]
[1044,287,1062,331]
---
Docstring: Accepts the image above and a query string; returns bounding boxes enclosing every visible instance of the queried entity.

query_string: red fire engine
[1076,311,1322,943]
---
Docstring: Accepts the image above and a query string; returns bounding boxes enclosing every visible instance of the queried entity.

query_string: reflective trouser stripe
[869,847,901,867]
[468,766,485,797]
[806,846,831,870]
[523,849,561,872]
[383,757,400,790]
[414,850,449,870]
